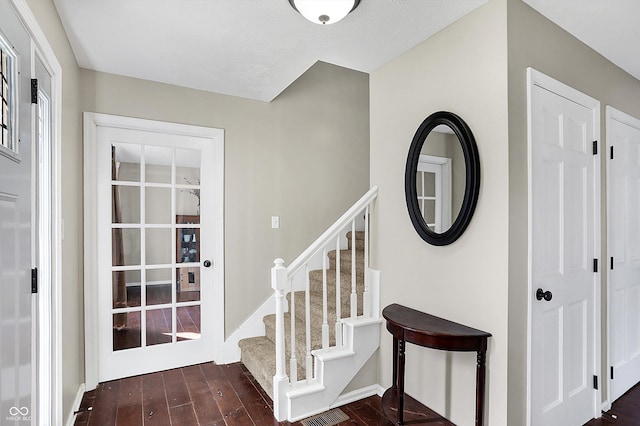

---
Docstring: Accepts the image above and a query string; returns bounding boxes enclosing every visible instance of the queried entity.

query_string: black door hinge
[593,141,598,155]
[593,258,598,273]
[611,366,614,380]
[611,257,614,270]
[31,79,38,104]
[593,375,598,390]
[610,146,614,160]
[31,268,38,294]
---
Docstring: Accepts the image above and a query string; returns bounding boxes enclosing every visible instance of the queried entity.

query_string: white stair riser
[287,319,382,421]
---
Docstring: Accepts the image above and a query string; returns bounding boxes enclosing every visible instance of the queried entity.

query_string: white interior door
[529,70,600,426]
[607,106,640,402]
[85,115,224,383]
[0,1,34,420]
[417,154,452,232]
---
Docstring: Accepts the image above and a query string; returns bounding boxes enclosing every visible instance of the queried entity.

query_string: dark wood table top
[382,303,491,352]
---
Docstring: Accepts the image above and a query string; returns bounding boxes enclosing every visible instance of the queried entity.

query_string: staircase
[238,187,380,422]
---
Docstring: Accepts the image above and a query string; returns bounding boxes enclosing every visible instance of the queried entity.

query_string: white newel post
[271,258,289,421]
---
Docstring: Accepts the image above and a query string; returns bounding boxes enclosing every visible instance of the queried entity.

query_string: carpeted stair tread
[328,249,365,276]
[264,313,329,366]
[308,269,365,297]
[238,336,277,398]
[289,290,364,329]
[238,336,305,400]
[346,231,365,251]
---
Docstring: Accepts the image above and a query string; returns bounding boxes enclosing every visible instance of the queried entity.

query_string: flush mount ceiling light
[289,0,361,25]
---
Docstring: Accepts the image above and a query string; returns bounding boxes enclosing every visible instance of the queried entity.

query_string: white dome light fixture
[288,0,361,25]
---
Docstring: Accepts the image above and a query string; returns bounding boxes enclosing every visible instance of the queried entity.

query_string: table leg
[398,338,405,425]
[392,336,398,388]
[475,350,487,426]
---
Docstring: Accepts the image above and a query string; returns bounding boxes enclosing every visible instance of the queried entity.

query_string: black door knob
[203,260,212,268]
[536,288,552,301]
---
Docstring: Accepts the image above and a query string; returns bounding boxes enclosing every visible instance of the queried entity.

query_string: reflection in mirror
[405,111,480,246]
[417,125,465,233]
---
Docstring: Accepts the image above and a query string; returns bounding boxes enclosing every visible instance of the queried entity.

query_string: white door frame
[83,112,225,390]
[526,68,602,424]
[5,1,63,424]
[605,105,640,409]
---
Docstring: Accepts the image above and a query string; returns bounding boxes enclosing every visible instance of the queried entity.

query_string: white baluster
[322,248,329,349]
[350,220,357,318]
[363,205,370,318]
[335,235,342,348]
[305,264,312,382]
[289,277,297,383]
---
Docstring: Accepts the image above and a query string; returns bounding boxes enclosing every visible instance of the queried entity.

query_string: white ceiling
[52,0,640,102]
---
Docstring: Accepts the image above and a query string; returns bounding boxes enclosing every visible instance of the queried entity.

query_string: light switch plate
[271,216,280,229]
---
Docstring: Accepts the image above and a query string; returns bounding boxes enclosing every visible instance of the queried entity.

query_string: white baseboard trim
[65,383,86,426]
[216,296,274,364]
[330,384,385,409]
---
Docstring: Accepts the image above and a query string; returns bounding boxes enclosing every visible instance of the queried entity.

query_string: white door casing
[83,113,224,388]
[527,69,601,425]
[606,106,640,403]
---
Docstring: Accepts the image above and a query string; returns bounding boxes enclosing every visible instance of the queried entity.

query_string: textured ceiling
[52,0,640,102]
[52,0,488,101]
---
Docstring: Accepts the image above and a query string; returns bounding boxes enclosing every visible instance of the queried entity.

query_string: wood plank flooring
[74,362,393,426]
[584,382,640,425]
[74,361,640,425]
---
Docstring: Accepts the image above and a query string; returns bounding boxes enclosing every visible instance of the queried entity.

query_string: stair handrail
[285,186,378,278]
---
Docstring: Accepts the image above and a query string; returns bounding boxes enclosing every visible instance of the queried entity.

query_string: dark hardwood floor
[74,360,640,426]
[584,383,640,425]
[74,362,392,426]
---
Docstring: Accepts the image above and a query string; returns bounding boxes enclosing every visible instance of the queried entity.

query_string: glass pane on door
[110,142,202,352]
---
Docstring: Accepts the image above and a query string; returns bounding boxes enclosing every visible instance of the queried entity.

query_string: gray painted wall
[370,1,510,424]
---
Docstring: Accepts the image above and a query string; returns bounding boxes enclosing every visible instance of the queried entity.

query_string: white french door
[84,114,224,384]
[528,69,600,425]
[606,106,640,403]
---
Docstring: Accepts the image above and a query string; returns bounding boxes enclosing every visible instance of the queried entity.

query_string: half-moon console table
[381,303,491,426]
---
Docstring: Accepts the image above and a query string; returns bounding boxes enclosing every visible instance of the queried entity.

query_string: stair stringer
[285,316,382,422]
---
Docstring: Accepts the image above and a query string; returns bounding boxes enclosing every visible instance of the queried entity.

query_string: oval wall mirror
[405,111,480,246]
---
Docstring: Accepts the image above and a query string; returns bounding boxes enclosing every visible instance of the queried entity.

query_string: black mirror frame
[405,111,480,246]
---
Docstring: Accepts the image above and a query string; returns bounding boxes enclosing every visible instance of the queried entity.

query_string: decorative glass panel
[177,306,200,342]
[145,187,171,224]
[146,308,172,346]
[146,268,172,305]
[0,48,13,151]
[176,148,201,215]
[112,270,141,309]
[112,185,140,223]
[112,143,141,182]
[145,228,171,265]
[112,228,141,266]
[176,267,200,300]
[113,311,141,351]
[144,146,172,184]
